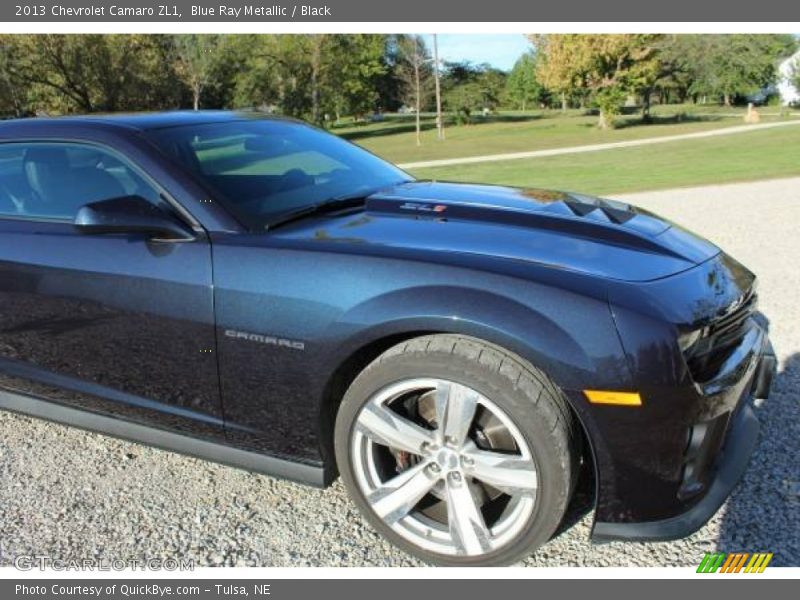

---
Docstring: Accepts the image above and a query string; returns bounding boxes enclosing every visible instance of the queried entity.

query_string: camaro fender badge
[224,329,305,351]
[399,202,447,213]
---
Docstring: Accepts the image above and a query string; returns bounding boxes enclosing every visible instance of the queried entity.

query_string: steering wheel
[280,168,314,191]
[315,168,350,186]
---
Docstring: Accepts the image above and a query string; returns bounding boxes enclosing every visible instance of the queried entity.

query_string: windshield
[146,118,412,230]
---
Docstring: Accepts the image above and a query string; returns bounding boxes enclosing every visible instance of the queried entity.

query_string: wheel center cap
[436,448,460,470]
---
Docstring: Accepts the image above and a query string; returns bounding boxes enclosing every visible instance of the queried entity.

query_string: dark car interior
[153,133,347,219]
[145,120,410,229]
[0,145,157,220]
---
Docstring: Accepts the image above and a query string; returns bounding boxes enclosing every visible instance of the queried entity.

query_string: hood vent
[559,199,637,225]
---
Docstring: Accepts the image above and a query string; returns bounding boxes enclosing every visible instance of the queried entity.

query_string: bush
[594,87,627,129]
[453,107,472,125]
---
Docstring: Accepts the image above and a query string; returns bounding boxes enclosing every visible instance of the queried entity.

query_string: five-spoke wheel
[335,335,578,565]
[352,378,538,556]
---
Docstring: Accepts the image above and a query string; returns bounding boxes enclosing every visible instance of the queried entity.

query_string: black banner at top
[2,0,799,22]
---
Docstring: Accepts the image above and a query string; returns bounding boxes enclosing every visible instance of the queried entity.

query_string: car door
[0,140,224,440]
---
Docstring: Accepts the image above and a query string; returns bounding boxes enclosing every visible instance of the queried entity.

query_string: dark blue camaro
[0,112,775,565]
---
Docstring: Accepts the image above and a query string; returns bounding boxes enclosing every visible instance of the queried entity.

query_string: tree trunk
[641,90,652,122]
[433,33,444,140]
[3,74,23,117]
[560,91,567,112]
[723,93,731,107]
[415,102,420,146]
[414,37,421,147]
[598,110,610,130]
[193,82,200,111]
[310,35,324,125]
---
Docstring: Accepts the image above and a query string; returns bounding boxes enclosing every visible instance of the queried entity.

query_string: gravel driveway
[1,177,798,568]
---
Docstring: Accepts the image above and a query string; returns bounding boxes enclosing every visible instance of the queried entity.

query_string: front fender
[322,284,631,393]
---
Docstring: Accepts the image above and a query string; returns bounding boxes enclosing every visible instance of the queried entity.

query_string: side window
[0,142,164,221]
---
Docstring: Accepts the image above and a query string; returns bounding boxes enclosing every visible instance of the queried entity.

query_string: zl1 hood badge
[399,202,447,213]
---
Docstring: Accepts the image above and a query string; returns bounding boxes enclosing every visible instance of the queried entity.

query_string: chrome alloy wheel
[351,378,538,557]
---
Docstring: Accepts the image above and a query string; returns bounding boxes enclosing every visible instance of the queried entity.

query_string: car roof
[0,110,294,135]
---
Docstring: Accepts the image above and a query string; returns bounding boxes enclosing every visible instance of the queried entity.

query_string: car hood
[278,181,720,282]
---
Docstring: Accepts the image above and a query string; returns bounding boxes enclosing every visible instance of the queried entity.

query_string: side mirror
[74,195,194,241]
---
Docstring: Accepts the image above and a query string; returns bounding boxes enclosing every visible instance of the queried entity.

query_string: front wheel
[334,334,579,566]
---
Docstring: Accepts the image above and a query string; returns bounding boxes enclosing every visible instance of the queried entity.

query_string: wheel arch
[318,328,438,482]
[318,320,600,501]
[319,328,600,547]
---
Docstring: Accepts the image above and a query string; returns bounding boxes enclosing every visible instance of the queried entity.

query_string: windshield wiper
[264,194,369,231]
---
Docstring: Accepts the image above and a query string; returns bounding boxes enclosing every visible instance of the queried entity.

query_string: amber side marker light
[584,390,643,406]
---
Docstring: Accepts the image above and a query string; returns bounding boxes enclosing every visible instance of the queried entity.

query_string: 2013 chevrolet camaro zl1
[0,112,775,565]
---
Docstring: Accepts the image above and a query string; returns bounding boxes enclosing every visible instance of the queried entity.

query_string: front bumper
[591,334,775,542]
[592,401,759,542]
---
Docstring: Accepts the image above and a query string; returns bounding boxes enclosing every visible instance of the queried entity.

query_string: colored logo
[399,202,448,213]
[697,552,773,573]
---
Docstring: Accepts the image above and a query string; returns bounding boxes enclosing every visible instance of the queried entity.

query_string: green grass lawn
[406,125,800,196]
[338,106,796,166]
[187,106,800,196]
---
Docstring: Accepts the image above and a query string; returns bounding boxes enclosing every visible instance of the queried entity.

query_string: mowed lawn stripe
[408,125,800,196]
[397,119,800,170]
[343,110,790,165]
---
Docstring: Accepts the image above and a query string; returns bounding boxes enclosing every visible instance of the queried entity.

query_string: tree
[395,35,433,145]
[531,34,663,128]
[0,37,30,117]
[325,35,388,121]
[648,35,695,105]
[506,52,544,110]
[441,61,480,123]
[441,61,506,123]
[307,34,326,124]
[229,35,306,114]
[792,58,800,97]
[476,67,506,111]
[663,35,796,105]
[0,35,180,114]
[623,36,665,120]
[528,34,589,112]
[226,34,390,124]
[173,34,221,110]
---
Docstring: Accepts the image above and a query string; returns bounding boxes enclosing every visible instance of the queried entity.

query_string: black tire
[334,334,580,566]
